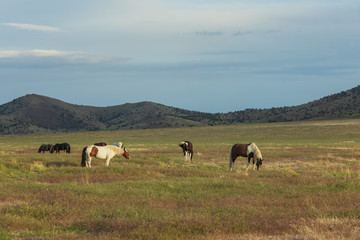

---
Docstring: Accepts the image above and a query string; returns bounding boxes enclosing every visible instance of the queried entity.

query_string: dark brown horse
[38,144,53,153]
[94,142,107,146]
[51,143,71,154]
[229,143,263,171]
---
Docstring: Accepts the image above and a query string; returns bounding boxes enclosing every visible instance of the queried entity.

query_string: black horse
[38,144,53,153]
[51,143,71,154]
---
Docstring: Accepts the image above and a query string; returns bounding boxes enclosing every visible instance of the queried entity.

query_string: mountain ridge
[0,85,359,134]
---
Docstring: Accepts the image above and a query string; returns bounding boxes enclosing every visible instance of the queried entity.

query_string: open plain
[0,119,360,239]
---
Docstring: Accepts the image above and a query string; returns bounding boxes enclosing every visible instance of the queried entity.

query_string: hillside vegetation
[0,85,359,134]
[0,119,359,239]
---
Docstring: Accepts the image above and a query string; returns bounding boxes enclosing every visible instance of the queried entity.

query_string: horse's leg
[229,156,236,172]
[229,158,233,172]
[246,157,251,171]
[86,157,92,168]
[105,157,111,166]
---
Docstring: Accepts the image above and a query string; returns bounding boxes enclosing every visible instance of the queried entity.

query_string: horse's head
[122,148,130,159]
[50,146,55,153]
[256,158,263,170]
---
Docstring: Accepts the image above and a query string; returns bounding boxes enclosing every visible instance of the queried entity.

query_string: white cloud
[0,49,126,64]
[1,23,60,32]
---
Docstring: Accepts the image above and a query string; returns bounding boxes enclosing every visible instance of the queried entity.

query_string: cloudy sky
[0,0,359,113]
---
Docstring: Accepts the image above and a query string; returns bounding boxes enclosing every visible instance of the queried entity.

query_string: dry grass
[203,217,360,240]
[0,119,359,239]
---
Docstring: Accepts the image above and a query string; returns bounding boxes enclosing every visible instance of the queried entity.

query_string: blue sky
[0,0,359,113]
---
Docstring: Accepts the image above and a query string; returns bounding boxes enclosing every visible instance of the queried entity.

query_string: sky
[0,0,359,113]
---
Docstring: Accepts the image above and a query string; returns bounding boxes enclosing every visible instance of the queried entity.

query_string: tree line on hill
[0,85,359,134]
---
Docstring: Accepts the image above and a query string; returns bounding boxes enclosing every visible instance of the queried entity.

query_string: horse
[94,142,107,146]
[50,143,71,154]
[112,142,124,148]
[38,144,53,153]
[81,142,130,167]
[179,141,193,161]
[229,143,263,171]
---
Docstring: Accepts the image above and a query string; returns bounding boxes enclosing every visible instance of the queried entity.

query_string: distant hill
[0,85,359,134]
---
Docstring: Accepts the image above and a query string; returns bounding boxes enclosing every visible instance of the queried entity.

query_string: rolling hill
[0,85,359,134]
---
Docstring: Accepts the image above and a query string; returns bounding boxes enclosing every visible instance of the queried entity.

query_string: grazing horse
[38,144,53,153]
[51,143,71,154]
[179,141,193,161]
[229,143,263,171]
[81,142,130,167]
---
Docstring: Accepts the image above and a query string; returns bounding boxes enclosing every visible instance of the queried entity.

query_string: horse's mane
[248,143,262,159]
[107,145,125,154]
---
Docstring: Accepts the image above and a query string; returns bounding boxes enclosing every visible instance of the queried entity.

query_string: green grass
[0,119,360,239]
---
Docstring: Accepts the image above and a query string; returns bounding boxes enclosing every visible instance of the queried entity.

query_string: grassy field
[0,119,360,239]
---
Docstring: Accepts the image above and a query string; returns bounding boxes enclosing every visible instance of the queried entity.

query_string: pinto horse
[229,143,263,171]
[38,144,53,153]
[179,141,193,161]
[81,142,130,167]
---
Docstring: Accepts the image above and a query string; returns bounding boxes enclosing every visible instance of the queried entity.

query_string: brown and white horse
[179,141,193,161]
[229,143,263,171]
[81,142,130,167]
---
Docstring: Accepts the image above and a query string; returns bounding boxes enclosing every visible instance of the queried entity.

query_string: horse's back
[95,142,107,146]
[231,144,248,157]
[85,145,112,159]
[180,141,193,152]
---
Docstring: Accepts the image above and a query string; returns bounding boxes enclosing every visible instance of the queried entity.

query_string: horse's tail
[229,144,234,172]
[81,147,87,167]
